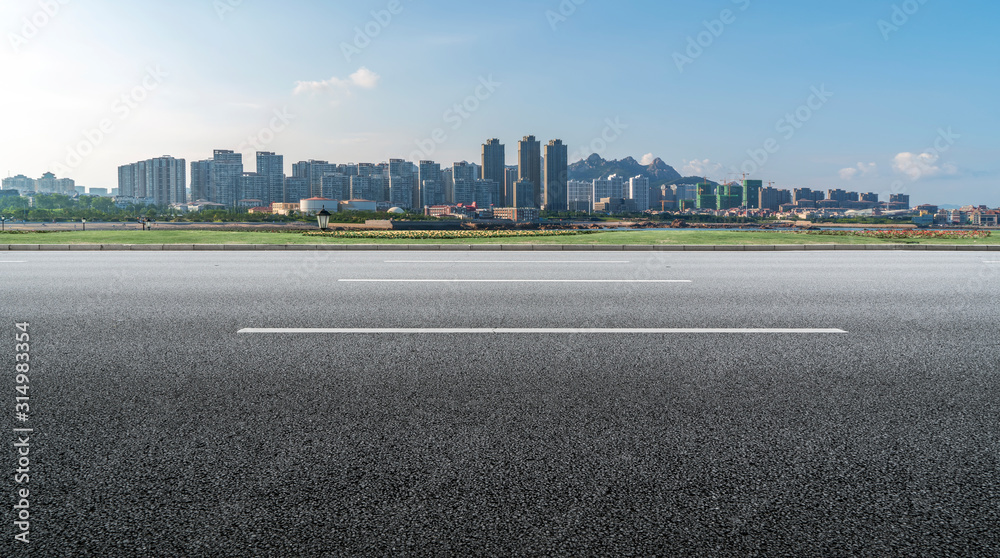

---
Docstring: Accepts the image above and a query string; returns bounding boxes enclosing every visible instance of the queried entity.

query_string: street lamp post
[317,207,331,231]
[82,218,86,231]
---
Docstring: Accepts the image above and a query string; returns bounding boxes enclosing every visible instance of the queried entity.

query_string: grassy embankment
[0,230,994,245]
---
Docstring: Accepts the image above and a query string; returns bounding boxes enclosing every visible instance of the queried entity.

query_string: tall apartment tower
[518,135,542,208]
[482,139,506,206]
[256,152,284,205]
[544,139,568,211]
[742,179,763,209]
[293,160,337,198]
[147,156,187,206]
[190,159,212,202]
[211,150,243,208]
[119,157,185,205]
[418,160,443,207]
[629,175,650,211]
[117,164,141,198]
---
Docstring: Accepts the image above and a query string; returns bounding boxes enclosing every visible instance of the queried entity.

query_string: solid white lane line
[239,328,847,334]
[384,260,632,264]
[338,279,690,283]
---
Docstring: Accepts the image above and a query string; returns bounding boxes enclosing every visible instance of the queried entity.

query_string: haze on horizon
[2,0,997,206]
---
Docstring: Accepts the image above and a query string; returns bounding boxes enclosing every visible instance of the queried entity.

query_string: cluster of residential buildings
[1,173,113,197]
[109,136,572,219]
[3,145,998,226]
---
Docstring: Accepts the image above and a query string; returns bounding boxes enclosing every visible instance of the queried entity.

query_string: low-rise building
[300,197,338,215]
[340,199,377,212]
[492,207,539,222]
[971,209,999,227]
[271,203,300,216]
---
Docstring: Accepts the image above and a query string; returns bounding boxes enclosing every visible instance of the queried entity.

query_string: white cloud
[892,152,958,181]
[839,162,877,180]
[682,159,722,177]
[293,67,380,99]
[348,67,380,89]
[640,153,655,165]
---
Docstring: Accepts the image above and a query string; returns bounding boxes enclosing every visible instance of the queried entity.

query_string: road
[2,251,999,556]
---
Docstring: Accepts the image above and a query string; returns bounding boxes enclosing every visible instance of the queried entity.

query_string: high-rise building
[518,135,542,208]
[321,174,350,200]
[256,152,284,205]
[793,188,823,204]
[512,179,535,208]
[146,156,186,205]
[212,150,243,208]
[119,158,183,205]
[451,162,477,205]
[504,166,518,203]
[592,178,615,208]
[474,179,497,208]
[55,178,76,194]
[239,172,267,205]
[418,161,442,207]
[2,175,35,194]
[759,187,782,211]
[674,183,698,203]
[283,177,309,204]
[292,160,337,198]
[389,174,414,209]
[543,139,568,211]
[696,182,717,209]
[827,189,849,206]
[453,179,475,205]
[742,179,762,209]
[190,159,212,201]
[890,193,910,206]
[481,139,506,206]
[607,174,627,199]
[118,165,139,198]
[716,183,743,210]
[388,159,417,208]
[860,192,879,203]
[567,180,593,212]
[629,176,650,211]
[350,175,373,200]
[35,172,58,194]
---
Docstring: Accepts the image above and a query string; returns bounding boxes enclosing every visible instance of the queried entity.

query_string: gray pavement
[3,252,999,556]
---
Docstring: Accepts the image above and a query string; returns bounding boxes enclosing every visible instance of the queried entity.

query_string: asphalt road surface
[3,252,999,556]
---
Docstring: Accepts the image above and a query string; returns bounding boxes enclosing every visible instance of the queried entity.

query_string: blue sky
[1,0,997,205]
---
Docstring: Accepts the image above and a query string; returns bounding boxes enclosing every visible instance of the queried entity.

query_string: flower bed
[301,230,597,240]
[806,230,991,240]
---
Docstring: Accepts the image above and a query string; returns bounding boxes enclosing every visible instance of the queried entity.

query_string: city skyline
[1,1,997,206]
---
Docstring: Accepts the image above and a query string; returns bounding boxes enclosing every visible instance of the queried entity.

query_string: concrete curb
[2,244,1000,252]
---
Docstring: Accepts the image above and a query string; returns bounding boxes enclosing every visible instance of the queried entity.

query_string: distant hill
[568,154,682,188]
